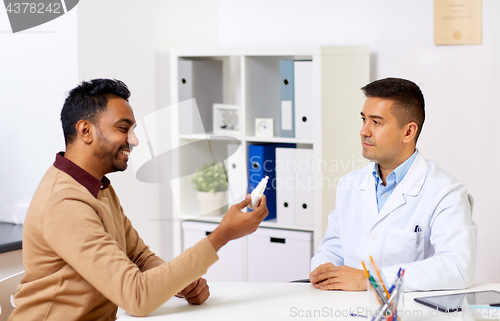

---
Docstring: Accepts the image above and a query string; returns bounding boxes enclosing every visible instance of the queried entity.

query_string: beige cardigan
[9,164,218,320]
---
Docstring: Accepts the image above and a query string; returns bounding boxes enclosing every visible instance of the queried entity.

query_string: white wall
[217,0,500,283]
[0,7,78,224]
[77,0,219,260]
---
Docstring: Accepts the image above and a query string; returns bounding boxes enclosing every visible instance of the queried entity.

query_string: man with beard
[309,78,477,292]
[9,79,268,320]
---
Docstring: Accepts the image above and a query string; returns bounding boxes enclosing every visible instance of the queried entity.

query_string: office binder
[178,59,223,134]
[294,61,313,140]
[248,144,294,221]
[295,149,315,226]
[276,148,296,225]
[276,148,315,226]
[225,143,247,207]
[279,60,295,138]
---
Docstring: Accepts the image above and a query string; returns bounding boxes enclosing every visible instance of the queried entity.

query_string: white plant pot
[197,191,227,216]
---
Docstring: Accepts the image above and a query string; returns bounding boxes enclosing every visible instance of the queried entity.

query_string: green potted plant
[191,161,228,216]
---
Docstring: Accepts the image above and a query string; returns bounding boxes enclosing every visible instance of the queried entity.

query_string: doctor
[309,78,477,291]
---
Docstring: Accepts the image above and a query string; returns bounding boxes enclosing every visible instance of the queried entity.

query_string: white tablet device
[414,290,500,313]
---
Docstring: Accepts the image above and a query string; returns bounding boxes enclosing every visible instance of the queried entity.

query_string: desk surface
[0,222,22,253]
[118,282,500,320]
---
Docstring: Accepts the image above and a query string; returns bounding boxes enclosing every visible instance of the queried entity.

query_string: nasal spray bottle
[250,176,269,209]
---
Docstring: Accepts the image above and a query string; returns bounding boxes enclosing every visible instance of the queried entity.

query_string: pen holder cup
[367,278,404,321]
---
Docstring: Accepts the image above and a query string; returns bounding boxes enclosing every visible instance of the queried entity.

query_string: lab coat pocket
[382,227,424,267]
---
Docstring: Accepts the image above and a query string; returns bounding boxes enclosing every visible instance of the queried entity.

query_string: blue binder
[280,60,295,138]
[248,144,295,220]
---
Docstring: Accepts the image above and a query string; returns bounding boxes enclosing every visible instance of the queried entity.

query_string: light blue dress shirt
[372,150,418,212]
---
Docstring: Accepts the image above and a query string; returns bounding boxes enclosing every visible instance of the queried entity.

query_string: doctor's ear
[75,120,93,144]
[403,122,418,143]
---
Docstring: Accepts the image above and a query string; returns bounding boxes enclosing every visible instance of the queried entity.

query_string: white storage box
[247,228,312,282]
[182,221,244,282]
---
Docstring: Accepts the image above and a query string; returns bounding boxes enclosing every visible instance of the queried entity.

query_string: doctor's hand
[309,263,367,291]
[176,278,210,305]
[207,194,268,252]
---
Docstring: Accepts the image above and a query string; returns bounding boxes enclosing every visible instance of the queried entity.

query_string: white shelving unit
[169,46,370,268]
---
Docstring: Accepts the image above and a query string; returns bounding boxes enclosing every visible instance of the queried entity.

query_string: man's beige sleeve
[43,198,219,317]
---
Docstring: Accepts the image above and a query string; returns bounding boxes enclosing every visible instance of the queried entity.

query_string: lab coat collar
[398,150,427,197]
[360,165,379,216]
[359,150,428,217]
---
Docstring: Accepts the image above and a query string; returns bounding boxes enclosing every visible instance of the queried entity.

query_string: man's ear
[402,122,418,144]
[75,120,93,144]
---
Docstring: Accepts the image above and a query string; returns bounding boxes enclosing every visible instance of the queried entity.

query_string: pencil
[361,261,370,278]
[370,256,390,299]
[361,260,382,305]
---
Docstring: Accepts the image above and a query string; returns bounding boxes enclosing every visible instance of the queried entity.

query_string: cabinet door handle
[270,237,286,244]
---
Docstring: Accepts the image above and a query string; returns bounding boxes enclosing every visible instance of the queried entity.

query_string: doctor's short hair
[61,78,131,145]
[361,78,425,141]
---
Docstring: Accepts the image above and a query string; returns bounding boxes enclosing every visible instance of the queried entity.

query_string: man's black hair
[361,77,425,141]
[61,78,131,144]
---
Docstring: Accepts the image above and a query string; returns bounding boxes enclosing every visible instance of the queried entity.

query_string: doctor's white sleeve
[381,183,477,291]
[310,208,345,271]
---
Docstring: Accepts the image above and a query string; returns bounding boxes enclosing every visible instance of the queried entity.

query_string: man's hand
[309,263,367,291]
[207,194,268,251]
[176,278,210,305]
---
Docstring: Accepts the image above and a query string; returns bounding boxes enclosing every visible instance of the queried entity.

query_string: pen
[368,274,390,309]
[394,271,404,321]
[372,279,403,321]
[361,261,382,305]
[350,313,368,318]
[391,270,405,321]
[370,256,390,299]
[365,264,390,311]
[387,287,401,321]
[414,225,422,245]
[388,268,402,294]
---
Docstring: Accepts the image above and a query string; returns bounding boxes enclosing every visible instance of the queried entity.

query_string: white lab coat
[311,151,477,291]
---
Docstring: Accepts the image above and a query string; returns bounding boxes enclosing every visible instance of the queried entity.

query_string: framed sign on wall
[434,0,482,45]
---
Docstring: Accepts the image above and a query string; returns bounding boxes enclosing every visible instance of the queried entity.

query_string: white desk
[117,283,500,320]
